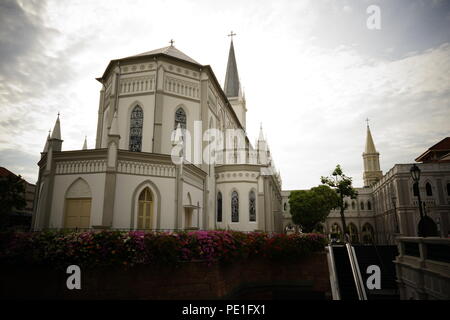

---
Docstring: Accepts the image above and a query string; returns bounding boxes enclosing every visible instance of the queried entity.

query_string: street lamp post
[410,164,438,237]
[391,195,399,234]
[410,164,424,219]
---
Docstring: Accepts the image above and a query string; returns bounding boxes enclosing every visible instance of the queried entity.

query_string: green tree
[0,174,27,229]
[321,165,358,241]
[288,185,339,233]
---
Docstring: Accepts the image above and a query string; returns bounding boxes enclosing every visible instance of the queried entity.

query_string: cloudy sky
[0,0,449,189]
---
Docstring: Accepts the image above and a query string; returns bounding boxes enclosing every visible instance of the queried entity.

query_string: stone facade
[32,43,283,232]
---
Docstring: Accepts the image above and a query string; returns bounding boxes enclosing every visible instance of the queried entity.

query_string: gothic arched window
[174,107,186,129]
[231,191,239,222]
[413,182,419,197]
[129,105,143,152]
[351,201,356,210]
[249,191,256,222]
[367,201,372,210]
[138,187,153,229]
[348,223,359,243]
[362,223,374,244]
[217,192,223,222]
[360,201,365,210]
[425,182,432,196]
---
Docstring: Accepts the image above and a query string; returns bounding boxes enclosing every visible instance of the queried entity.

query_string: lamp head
[410,164,421,182]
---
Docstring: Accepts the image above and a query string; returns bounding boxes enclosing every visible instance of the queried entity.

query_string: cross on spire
[227,31,236,41]
[169,39,174,46]
[366,118,370,127]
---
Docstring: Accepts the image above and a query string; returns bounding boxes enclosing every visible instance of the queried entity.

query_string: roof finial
[366,117,370,127]
[227,31,237,41]
[169,39,174,47]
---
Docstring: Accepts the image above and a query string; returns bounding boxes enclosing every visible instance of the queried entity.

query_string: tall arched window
[174,107,186,129]
[249,191,256,222]
[284,202,287,211]
[217,192,222,222]
[425,182,433,196]
[231,191,239,222]
[351,201,356,210]
[138,187,153,229]
[348,223,359,243]
[360,201,365,210]
[362,223,374,244]
[129,105,143,152]
[413,182,419,197]
[367,200,372,210]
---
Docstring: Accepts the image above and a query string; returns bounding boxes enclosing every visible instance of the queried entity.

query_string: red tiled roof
[0,167,17,178]
[415,137,450,162]
[428,137,450,151]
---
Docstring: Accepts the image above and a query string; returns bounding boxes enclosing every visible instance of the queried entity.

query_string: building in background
[0,167,36,230]
[282,131,450,244]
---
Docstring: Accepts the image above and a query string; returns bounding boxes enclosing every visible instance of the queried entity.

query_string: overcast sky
[0,0,449,189]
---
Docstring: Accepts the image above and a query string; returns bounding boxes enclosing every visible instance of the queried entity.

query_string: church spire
[43,130,51,153]
[365,122,377,153]
[362,120,382,187]
[82,136,87,150]
[224,35,241,98]
[51,113,61,140]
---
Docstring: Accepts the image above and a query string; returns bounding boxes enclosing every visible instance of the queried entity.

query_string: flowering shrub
[0,230,327,269]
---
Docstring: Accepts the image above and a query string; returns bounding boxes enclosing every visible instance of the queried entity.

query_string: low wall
[395,237,450,300]
[1,253,330,300]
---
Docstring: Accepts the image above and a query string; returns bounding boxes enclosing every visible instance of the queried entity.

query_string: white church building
[32,40,283,232]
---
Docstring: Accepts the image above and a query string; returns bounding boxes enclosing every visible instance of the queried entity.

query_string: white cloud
[0,0,449,190]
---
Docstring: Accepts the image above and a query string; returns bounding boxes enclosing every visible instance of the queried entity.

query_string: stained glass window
[217,192,222,222]
[129,105,143,152]
[249,191,256,222]
[231,191,239,222]
[174,107,186,129]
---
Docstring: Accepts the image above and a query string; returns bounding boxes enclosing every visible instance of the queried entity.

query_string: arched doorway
[64,179,92,229]
[138,187,154,229]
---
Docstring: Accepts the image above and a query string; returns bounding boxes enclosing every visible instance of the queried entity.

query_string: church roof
[364,125,377,154]
[224,40,240,97]
[125,45,200,65]
[97,43,247,133]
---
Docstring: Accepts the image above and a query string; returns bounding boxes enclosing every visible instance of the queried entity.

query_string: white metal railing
[346,243,368,300]
[326,245,341,300]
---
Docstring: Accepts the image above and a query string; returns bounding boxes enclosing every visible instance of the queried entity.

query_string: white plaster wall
[182,181,204,229]
[50,173,106,228]
[160,95,201,157]
[113,173,176,229]
[216,180,258,232]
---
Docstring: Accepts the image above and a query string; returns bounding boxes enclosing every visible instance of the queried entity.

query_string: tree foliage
[0,174,26,227]
[288,185,339,233]
[320,164,357,237]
